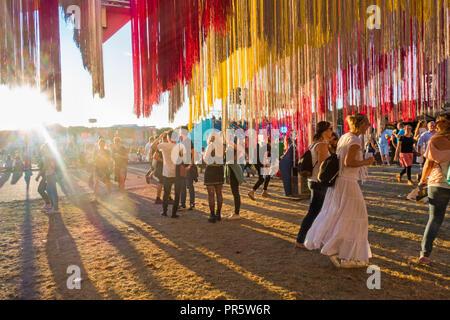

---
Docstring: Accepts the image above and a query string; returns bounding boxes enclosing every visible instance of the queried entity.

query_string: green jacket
[225,164,245,185]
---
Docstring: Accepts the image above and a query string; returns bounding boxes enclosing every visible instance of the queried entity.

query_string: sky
[0,14,191,131]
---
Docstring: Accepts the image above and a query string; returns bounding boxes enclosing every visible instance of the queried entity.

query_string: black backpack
[318,153,340,187]
[298,144,318,177]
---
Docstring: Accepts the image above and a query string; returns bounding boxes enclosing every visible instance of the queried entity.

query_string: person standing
[111,137,129,199]
[417,113,450,264]
[225,141,245,220]
[414,120,428,141]
[36,147,51,211]
[295,121,332,249]
[42,145,59,214]
[204,135,225,223]
[304,114,374,268]
[417,121,437,182]
[23,155,32,191]
[151,131,183,218]
[280,137,294,196]
[93,139,112,201]
[394,125,417,186]
[248,136,272,200]
[181,142,198,210]
[145,137,155,162]
[379,127,391,166]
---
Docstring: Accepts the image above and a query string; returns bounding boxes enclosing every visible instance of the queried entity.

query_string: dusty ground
[0,166,448,300]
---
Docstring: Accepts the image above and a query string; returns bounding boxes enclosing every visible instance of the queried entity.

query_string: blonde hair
[346,114,369,132]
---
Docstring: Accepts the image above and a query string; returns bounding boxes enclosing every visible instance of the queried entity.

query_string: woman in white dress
[304,114,375,268]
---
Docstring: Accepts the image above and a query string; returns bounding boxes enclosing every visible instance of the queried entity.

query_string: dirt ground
[0,166,449,300]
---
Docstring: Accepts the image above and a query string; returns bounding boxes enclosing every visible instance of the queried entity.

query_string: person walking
[417,121,437,182]
[248,136,272,200]
[204,135,225,223]
[417,113,450,264]
[36,147,51,211]
[42,145,59,214]
[379,126,391,166]
[151,131,183,218]
[394,125,417,186]
[93,139,112,201]
[304,114,375,268]
[111,137,129,199]
[295,121,332,249]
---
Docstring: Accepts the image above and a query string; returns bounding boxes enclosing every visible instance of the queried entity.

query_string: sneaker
[215,212,222,222]
[179,205,186,210]
[41,204,52,211]
[408,180,415,186]
[227,214,241,220]
[418,256,431,265]
[188,204,195,211]
[46,208,59,215]
[171,214,180,219]
[160,211,168,217]
[262,190,271,198]
[248,191,255,201]
[155,198,162,204]
[208,215,216,223]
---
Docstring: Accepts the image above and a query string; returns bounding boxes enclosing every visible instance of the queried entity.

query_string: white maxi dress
[304,133,372,263]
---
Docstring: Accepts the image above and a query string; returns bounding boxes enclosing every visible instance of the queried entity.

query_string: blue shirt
[397,129,405,143]
[418,131,437,154]
[379,130,390,147]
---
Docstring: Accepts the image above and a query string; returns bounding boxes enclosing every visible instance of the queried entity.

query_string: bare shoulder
[431,135,450,150]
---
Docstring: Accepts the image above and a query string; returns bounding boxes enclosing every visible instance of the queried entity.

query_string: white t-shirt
[158,142,186,178]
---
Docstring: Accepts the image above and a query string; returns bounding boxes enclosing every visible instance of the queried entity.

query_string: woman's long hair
[313,121,331,141]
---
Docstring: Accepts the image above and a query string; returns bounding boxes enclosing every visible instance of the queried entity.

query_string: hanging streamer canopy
[60,0,105,98]
[132,0,449,150]
[0,0,62,111]
[130,0,232,118]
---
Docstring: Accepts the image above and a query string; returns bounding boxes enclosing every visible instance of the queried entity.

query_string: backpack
[298,144,318,177]
[318,153,340,187]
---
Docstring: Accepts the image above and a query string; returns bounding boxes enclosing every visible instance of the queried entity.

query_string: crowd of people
[142,110,449,268]
[2,108,448,270]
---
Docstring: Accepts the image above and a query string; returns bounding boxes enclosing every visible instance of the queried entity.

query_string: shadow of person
[0,171,11,188]
[45,213,102,299]
[10,171,23,185]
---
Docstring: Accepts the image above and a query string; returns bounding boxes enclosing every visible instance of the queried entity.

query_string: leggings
[38,178,51,205]
[230,170,241,215]
[253,165,271,191]
[400,166,412,180]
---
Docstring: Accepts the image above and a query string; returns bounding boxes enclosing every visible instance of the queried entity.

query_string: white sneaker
[41,204,52,211]
[227,214,241,220]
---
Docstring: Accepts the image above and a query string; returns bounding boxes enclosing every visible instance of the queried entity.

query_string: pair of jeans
[421,187,450,257]
[162,177,181,216]
[38,178,50,205]
[230,169,241,214]
[296,181,328,244]
[253,165,271,191]
[180,176,195,207]
[46,174,59,210]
